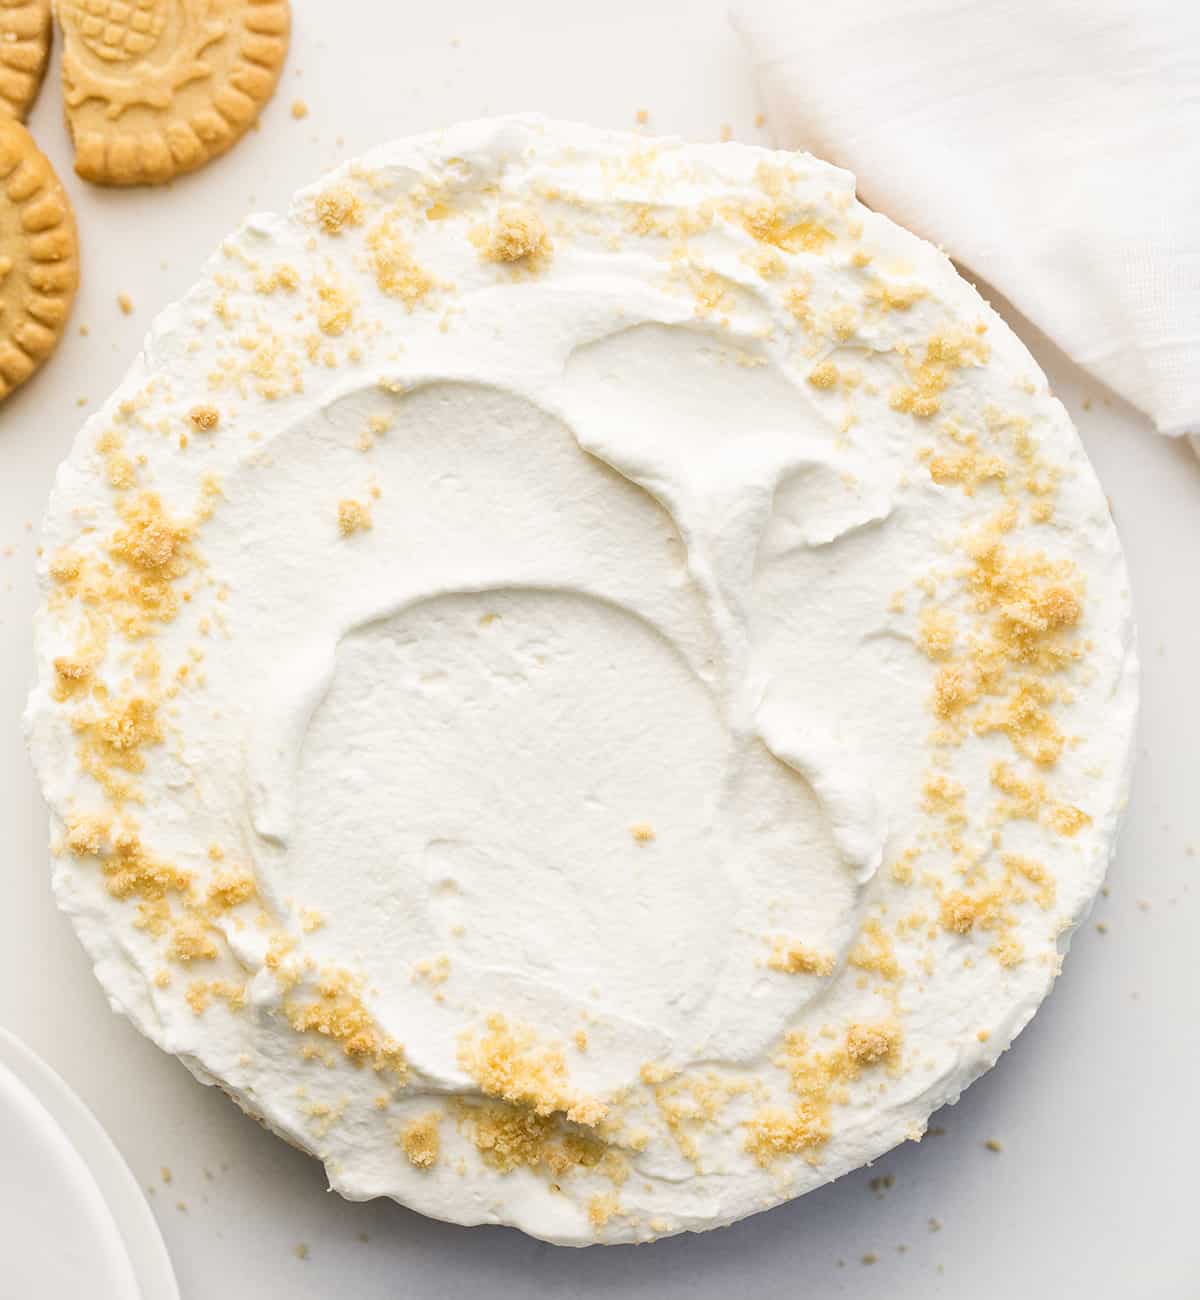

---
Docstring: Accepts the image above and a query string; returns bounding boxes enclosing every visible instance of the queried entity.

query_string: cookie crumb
[337,498,372,536]
[117,293,133,315]
[315,186,364,235]
[480,207,552,266]
[635,108,649,125]
[984,1138,1003,1152]
[630,822,655,844]
[291,99,309,120]
[188,405,220,433]
[294,1242,309,1260]
[399,1112,441,1169]
[808,360,839,389]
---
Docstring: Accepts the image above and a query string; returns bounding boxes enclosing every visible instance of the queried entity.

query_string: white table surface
[2,3,1197,1297]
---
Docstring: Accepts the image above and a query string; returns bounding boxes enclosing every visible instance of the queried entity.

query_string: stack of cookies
[0,0,290,400]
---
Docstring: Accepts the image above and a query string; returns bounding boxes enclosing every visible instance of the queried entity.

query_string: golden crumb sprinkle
[744,1101,828,1166]
[745,1017,904,1167]
[399,1111,442,1169]
[53,652,95,698]
[99,831,190,902]
[256,263,301,295]
[940,890,986,935]
[918,608,956,659]
[65,811,111,858]
[75,695,165,798]
[291,99,309,120]
[845,1021,902,1067]
[168,914,218,964]
[479,207,553,267]
[317,282,353,336]
[635,108,650,125]
[314,186,364,236]
[49,549,82,583]
[739,197,833,255]
[456,1100,609,1177]
[766,939,836,977]
[285,967,408,1079]
[413,953,451,985]
[337,498,372,536]
[690,267,732,319]
[630,822,655,843]
[117,293,133,315]
[870,281,927,312]
[848,918,901,981]
[890,329,989,418]
[206,869,257,912]
[932,663,972,718]
[367,215,436,306]
[186,979,247,1016]
[457,1013,606,1126]
[1002,853,1056,909]
[807,360,839,389]
[109,492,191,574]
[1046,803,1091,836]
[187,405,220,433]
[589,1192,621,1228]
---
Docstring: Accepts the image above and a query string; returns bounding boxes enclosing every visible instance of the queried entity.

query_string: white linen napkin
[732,0,1200,440]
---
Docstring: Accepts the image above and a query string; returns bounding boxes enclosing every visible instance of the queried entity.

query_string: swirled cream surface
[26,116,1138,1245]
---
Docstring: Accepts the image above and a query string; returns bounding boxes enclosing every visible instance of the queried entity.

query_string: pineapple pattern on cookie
[57,0,290,185]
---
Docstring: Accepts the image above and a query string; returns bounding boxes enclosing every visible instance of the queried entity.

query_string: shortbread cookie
[56,0,290,185]
[0,0,51,120]
[0,113,76,398]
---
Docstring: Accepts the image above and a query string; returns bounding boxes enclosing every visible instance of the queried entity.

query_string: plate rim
[0,1026,180,1300]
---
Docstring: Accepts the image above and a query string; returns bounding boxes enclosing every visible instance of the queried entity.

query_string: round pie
[26,116,1138,1244]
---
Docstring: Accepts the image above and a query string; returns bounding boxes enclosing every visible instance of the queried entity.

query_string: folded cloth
[732,0,1200,438]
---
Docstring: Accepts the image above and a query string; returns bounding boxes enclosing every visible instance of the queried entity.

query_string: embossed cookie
[0,1,52,120]
[56,0,290,185]
[0,113,77,399]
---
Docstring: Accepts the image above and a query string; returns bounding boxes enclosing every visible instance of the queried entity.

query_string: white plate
[0,1028,178,1300]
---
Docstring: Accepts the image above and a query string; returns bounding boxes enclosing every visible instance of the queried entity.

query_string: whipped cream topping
[26,116,1138,1245]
